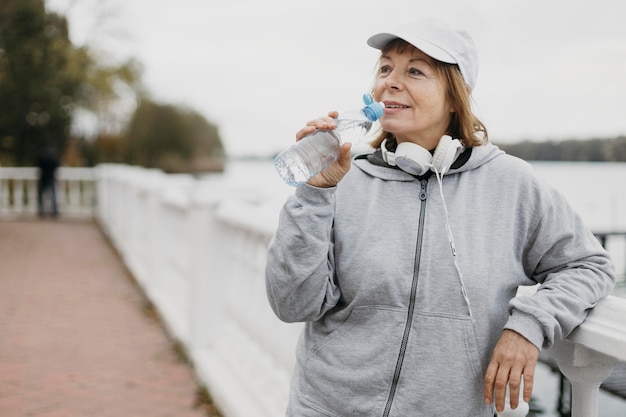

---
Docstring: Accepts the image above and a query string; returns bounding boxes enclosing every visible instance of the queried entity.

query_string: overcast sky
[46,0,626,157]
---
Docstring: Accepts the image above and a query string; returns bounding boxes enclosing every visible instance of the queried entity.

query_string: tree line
[496,136,626,162]
[0,0,224,173]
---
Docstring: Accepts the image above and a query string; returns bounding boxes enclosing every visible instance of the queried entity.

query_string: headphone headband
[380,139,397,166]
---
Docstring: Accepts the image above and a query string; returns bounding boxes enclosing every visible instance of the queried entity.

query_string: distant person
[265,18,617,416]
[37,148,59,218]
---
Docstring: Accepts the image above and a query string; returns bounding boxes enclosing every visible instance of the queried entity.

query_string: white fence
[95,164,300,417]
[1,164,625,417]
[0,166,95,217]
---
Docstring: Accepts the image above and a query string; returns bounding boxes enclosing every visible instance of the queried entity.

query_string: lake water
[213,158,626,416]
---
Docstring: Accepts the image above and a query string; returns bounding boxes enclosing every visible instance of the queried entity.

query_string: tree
[0,0,78,165]
[1,0,222,169]
[0,0,142,166]
[68,47,143,139]
[497,136,626,162]
[122,98,224,173]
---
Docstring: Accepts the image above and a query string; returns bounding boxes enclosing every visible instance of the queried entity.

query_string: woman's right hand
[297,111,352,188]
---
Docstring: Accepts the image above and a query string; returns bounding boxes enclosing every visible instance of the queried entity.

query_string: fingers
[483,361,498,406]
[306,116,336,130]
[484,330,539,412]
[506,367,523,410]
[523,366,535,402]
[296,112,338,140]
[485,363,527,412]
[304,142,352,188]
[493,364,511,412]
[338,142,353,164]
[295,125,317,141]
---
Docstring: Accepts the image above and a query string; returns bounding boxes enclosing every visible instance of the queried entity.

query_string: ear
[447,96,457,114]
[448,96,458,113]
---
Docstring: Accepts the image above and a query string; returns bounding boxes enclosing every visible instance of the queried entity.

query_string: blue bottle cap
[363,93,374,105]
[362,93,384,121]
[362,101,385,121]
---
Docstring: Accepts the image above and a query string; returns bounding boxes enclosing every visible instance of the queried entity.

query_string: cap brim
[367,32,457,65]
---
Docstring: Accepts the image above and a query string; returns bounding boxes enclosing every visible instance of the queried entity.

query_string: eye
[378,65,392,76]
[408,67,424,77]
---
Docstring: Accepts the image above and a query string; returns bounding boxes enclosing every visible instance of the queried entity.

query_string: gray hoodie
[265,143,616,417]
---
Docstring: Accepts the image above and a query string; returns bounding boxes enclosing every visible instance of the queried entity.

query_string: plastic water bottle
[274,94,385,187]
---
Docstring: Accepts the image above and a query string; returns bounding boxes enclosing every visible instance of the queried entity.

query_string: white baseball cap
[367,19,478,91]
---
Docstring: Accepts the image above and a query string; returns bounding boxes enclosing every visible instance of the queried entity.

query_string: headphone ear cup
[394,142,433,176]
[431,135,463,175]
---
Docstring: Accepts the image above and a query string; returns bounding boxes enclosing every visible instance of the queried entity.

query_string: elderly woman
[265,18,615,416]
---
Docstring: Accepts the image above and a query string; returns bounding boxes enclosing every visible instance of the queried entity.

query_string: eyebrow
[380,55,431,65]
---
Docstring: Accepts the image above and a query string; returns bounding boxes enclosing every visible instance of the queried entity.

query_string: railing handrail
[567,294,626,362]
[0,166,95,178]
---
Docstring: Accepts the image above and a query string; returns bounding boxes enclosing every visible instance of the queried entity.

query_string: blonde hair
[370,39,487,149]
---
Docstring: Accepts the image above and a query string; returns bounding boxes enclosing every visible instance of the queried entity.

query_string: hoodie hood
[353,142,505,181]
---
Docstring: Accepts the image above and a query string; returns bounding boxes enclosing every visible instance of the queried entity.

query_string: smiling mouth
[384,104,410,109]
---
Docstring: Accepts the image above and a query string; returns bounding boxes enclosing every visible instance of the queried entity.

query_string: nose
[383,71,402,91]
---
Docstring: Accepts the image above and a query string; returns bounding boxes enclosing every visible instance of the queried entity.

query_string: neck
[396,135,441,152]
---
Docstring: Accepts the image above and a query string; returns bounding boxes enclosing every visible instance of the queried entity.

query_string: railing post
[548,340,620,417]
[188,181,224,355]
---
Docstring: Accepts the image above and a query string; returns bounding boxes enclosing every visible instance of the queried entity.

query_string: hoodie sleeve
[504,182,616,350]
[265,184,341,323]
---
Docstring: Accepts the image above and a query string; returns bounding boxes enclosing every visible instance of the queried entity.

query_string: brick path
[0,219,221,417]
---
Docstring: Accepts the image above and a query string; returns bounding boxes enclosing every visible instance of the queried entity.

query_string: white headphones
[381,135,464,176]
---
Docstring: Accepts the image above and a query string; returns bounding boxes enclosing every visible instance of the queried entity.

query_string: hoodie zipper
[382,179,428,417]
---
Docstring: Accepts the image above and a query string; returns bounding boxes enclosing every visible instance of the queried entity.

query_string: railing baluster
[549,341,620,417]
[26,178,38,214]
[13,179,24,214]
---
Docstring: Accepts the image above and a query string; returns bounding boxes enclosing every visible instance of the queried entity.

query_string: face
[373,45,453,149]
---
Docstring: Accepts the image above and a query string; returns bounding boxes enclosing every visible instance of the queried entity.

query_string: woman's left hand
[483,329,539,412]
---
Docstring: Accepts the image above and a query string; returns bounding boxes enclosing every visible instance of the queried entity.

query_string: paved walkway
[0,219,221,417]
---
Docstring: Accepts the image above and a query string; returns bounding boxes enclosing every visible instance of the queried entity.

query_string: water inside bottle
[274,151,309,187]
[336,119,373,144]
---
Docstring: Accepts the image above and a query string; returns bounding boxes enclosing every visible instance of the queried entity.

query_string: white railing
[1,163,624,416]
[95,163,299,417]
[0,166,96,217]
